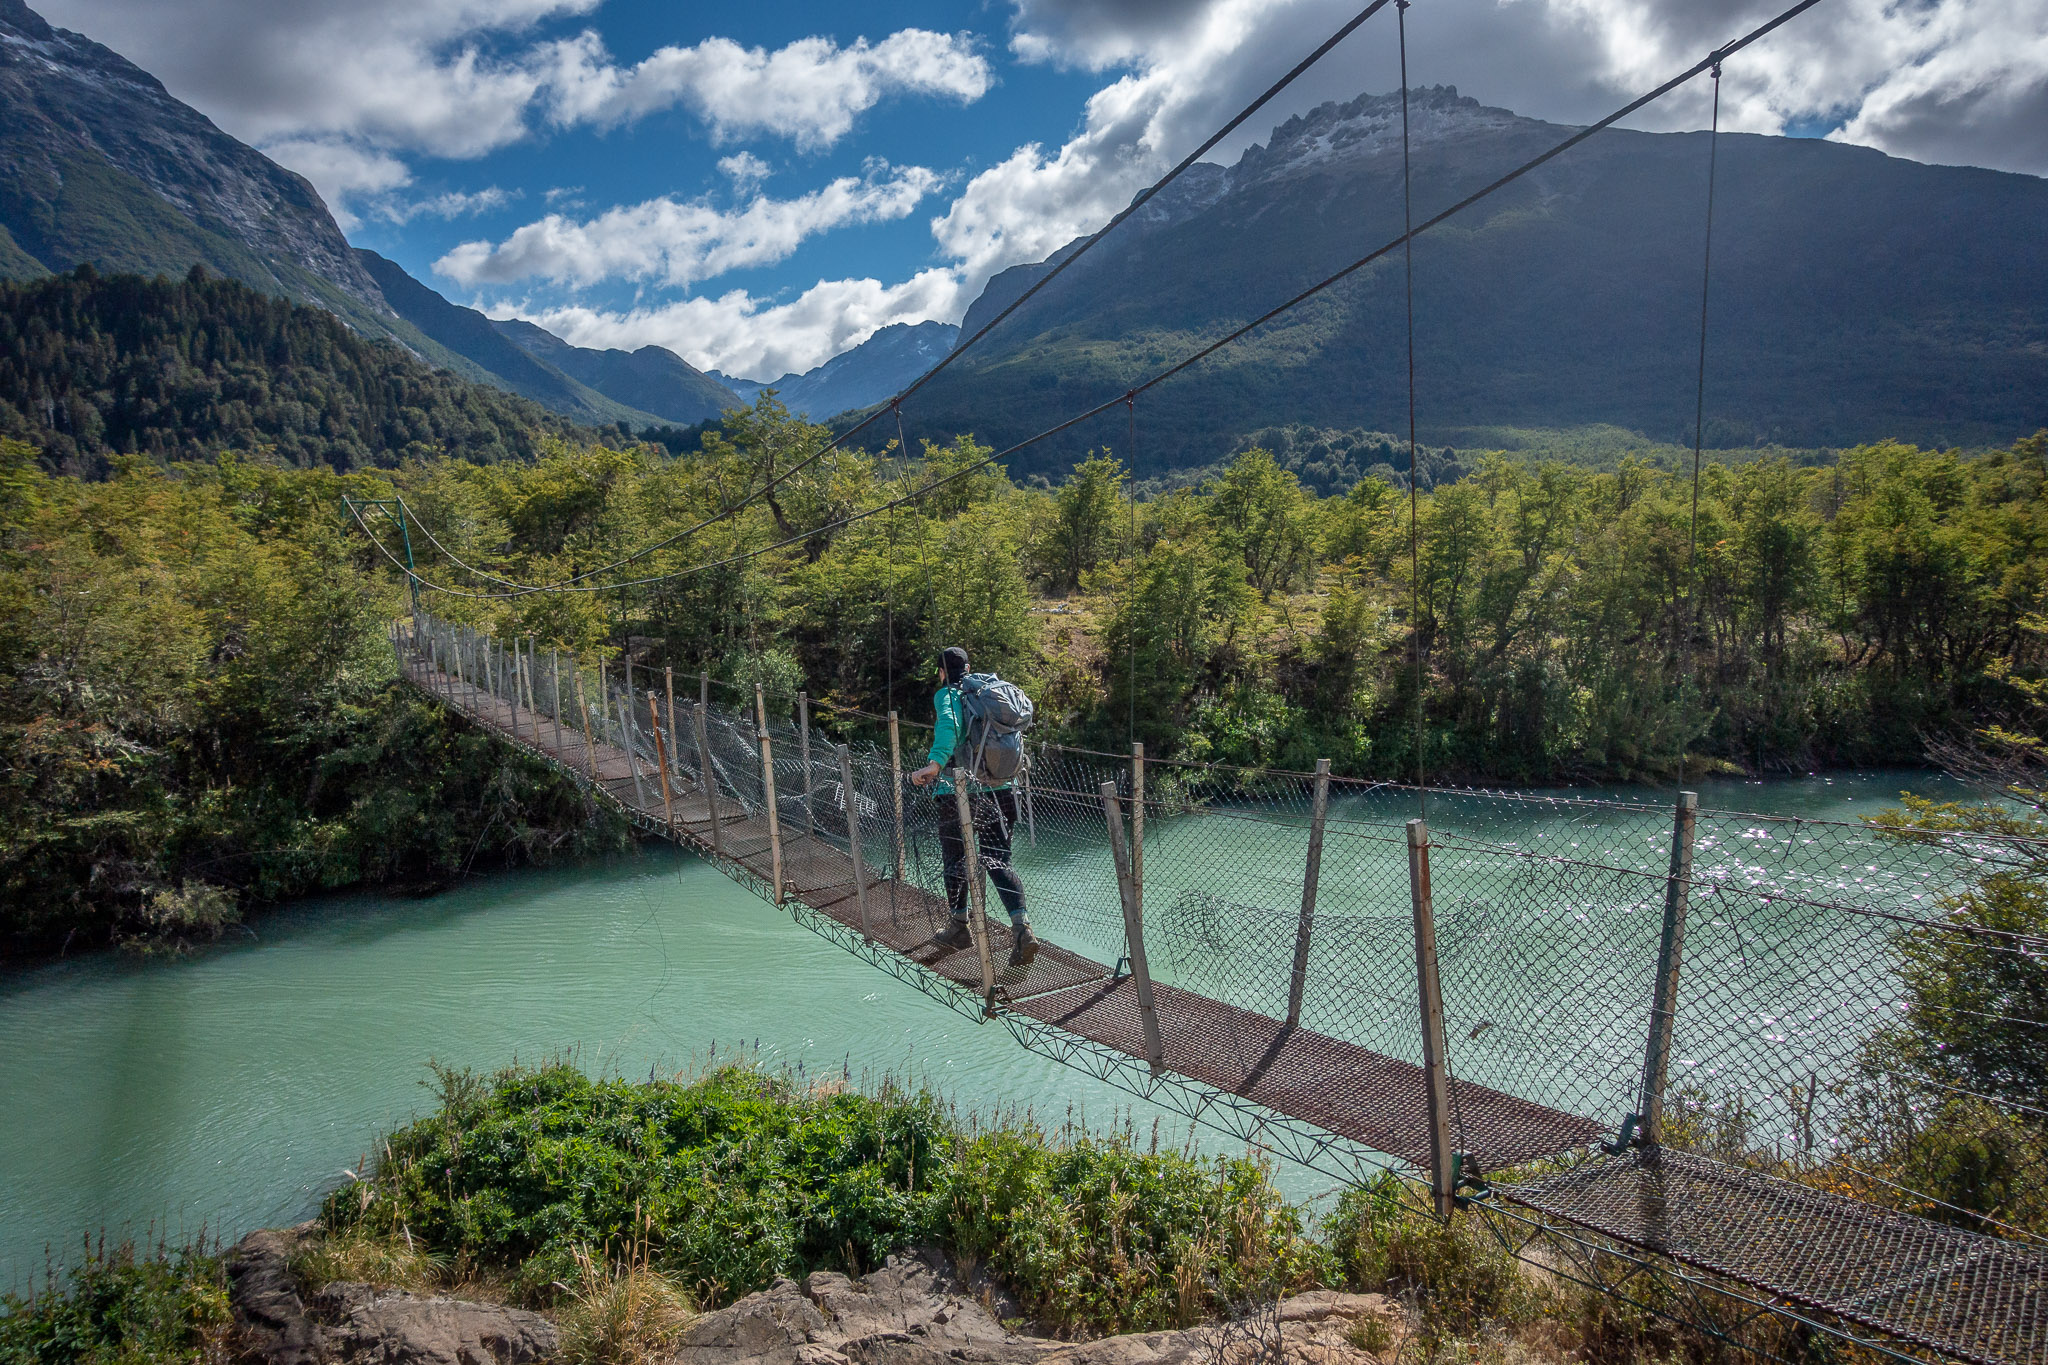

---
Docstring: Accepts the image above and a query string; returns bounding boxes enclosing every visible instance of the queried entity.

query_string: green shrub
[0,1242,229,1365]
[1325,1174,1523,1340]
[945,1128,1328,1337]
[326,1063,954,1307]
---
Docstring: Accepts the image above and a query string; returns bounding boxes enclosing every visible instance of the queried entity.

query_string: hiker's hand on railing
[911,762,941,787]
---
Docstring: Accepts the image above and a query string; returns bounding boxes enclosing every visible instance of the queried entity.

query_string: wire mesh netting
[396,611,2048,1363]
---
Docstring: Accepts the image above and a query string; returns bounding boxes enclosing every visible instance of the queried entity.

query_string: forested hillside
[7,384,2044,954]
[0,267,608,473]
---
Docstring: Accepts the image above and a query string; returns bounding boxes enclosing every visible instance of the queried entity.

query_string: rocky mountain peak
[1236,85,1527,183]
[0,0,390,318]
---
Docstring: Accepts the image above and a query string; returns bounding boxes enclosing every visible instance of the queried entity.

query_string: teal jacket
[925,684,1011,795]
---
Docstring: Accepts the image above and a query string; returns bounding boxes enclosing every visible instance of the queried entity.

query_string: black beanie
[940,646,970,683]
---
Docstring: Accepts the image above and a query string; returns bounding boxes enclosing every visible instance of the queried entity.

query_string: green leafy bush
[325,1061,1321,1334]
[0,1242,229,1365]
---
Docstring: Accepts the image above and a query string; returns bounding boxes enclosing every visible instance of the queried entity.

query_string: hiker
[910,645,1039,965]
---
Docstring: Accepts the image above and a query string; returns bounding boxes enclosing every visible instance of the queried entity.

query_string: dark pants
[935,788,1028,925]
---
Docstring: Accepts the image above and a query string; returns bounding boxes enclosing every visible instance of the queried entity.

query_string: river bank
[0,769,1968,1288]
[0,1062,1775,1365]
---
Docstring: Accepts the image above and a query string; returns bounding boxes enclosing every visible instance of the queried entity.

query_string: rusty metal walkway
[395,637,2048,1365]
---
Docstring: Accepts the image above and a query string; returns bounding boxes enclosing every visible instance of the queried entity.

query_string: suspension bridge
[390,612,2043,1365]
[341,0,2048,1357]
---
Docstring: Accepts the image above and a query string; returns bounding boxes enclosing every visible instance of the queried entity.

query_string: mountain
[489,317,737,425]
[711,320,959,419]
[0,0,404,340]
[353,249,674,429]
[908,87,2048,480]
[0,266,597,473]
[0,0,708,434]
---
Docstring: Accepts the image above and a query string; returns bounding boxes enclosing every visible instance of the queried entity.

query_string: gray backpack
[956,672,1035,784]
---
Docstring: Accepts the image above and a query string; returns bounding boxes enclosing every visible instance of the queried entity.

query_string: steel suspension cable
[1127,393,1139,747]
[1398,0,1425,821]
[1679,64,1724,792]
[351,0,1823,603]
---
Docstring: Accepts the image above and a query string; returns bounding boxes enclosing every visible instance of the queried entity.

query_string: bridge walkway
[398,648,2047,1365]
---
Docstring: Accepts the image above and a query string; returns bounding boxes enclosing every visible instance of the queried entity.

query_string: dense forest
[0,267,624,474]
[4,391,2045,954]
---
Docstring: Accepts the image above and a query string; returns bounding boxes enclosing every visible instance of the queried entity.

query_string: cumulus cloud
[493,268,968,379]
[375,186,521,225]
[257,138,414,228]
[718,152,773,193]
[436,164,945,289]
[538,28,992,149]
[35,1,992,221]
[930,0,2048,294]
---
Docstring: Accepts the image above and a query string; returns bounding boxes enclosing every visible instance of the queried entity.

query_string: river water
[0,769,1965,1286]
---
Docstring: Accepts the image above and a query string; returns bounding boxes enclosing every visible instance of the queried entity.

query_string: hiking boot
[1010,924,1041,967]
[938,920,974,950]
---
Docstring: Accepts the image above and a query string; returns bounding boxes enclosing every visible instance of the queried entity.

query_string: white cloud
[718,152,773,193]
[930,0,2048,297]
[374,186,520,225]
[539,28,992,150]
[493,268,968,379]
[436,165,945,289]
[257,138,414,229]
[34,2,993,222]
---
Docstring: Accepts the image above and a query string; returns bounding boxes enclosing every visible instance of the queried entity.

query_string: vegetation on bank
[0,1241,229,1365]
[0,438,628,958]
[307,1060,1727,1360]
[5,383,2047,952]
[393,404,2048,783]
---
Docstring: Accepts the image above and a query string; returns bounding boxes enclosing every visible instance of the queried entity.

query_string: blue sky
[37,0,2048,379]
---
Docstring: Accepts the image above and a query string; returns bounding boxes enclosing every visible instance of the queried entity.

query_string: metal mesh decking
[1503,1147,2048,1365]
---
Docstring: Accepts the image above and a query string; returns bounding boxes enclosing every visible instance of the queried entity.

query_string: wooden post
[798,691,816,839]
[1639,791,1699,1146]
[1100,781,1164,1070]
[1407,819,1456,1220]
[664,667,679,794]
[694,703,723,859]
[700,670,709,711]
[837,743,871,939]
[648,692,676,830]
[573,659,597,781]
[1287,759,1331,1028]
[621,662,647,808]
[759,705,785,904]
[887,711,907,881]
[1021,756,1037,847]
[521,639,535,742]
[953,774,998,1001]
[1131,742,1146,913]
[512,649,528,744]
[552,648,564,750]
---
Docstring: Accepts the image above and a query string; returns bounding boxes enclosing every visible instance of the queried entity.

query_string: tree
[1207,449,1317,601]
[1038,454,1124,594]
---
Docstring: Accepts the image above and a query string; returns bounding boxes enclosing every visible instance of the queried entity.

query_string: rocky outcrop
[229,1228,1397,1365]
[227,1227,558,1365]
[672,1250,1399,1365]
